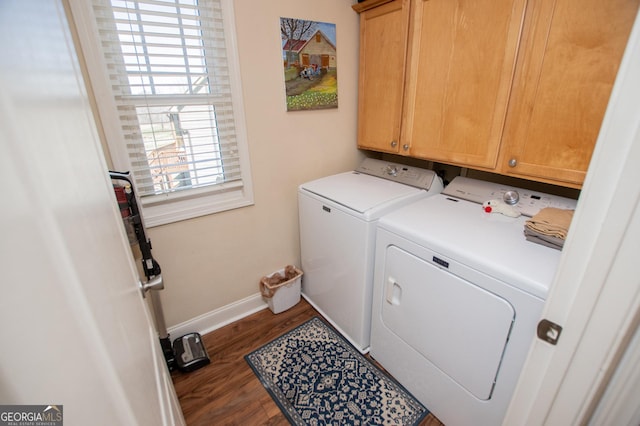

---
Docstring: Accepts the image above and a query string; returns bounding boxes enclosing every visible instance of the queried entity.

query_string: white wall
[145,0,363,327]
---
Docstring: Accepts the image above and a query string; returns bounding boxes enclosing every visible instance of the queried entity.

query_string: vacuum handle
[109,170,132,185]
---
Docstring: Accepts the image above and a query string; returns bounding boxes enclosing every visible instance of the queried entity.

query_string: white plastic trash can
[260,266,303,314]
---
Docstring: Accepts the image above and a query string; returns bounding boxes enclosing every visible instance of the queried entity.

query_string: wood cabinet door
[357,0,410,153]
[499,0,639,187]
[402,0,526,167]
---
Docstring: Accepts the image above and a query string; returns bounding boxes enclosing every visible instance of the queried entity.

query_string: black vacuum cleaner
[110,171,210,373]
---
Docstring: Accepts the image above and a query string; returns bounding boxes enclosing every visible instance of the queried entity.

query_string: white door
[0,2,185,425]
[503,9,640,425]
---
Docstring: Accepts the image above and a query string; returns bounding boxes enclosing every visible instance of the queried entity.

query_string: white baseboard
[167,292,268,338]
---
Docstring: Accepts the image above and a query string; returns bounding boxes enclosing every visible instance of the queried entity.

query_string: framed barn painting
[281,17,337,111]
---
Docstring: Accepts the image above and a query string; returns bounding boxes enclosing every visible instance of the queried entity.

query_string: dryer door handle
[386,278,402,305]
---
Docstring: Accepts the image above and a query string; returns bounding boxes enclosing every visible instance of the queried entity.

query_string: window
[86,0,252,226]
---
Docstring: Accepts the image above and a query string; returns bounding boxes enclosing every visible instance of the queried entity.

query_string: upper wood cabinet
[355,0,410,154]
[402,0,526,168]
[497,0,639,187]
[354,0,639,188]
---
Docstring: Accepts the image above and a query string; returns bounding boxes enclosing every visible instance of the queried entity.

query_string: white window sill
[140,182,254,227]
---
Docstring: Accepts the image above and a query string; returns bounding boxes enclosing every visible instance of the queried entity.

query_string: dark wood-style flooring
[171,298,445,425]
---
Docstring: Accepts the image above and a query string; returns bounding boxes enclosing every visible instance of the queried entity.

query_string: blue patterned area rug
[245,317,428,425]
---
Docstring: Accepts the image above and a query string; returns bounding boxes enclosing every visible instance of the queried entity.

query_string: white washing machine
[298,158,443,353]
[370,176,578,425]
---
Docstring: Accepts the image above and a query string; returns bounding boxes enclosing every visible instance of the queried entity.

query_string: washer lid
[300,171,425,214]
[378,194,562,299]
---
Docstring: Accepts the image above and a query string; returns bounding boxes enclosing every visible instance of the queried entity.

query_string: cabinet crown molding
[352,0,395,13]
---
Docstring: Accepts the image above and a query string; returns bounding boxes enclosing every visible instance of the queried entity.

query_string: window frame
[67,0,253,227]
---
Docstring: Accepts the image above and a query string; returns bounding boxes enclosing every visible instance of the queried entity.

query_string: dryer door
[381,245,515,400]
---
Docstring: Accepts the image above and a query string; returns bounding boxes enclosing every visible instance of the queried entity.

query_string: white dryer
[298,158,443,353]
[370,176,578,425]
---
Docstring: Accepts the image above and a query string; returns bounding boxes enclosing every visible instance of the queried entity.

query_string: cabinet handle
[390,140,398,148]
[402,144,409,151]
[508,158,517,168]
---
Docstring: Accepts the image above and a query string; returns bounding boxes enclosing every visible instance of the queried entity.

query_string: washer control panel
[442,176,578,217]
[355,158,441,191]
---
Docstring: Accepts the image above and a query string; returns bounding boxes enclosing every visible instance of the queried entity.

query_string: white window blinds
[92,0,246,203]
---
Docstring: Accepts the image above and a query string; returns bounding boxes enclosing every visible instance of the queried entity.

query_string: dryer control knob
[503,190,519,205]
[386,165,398,176]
